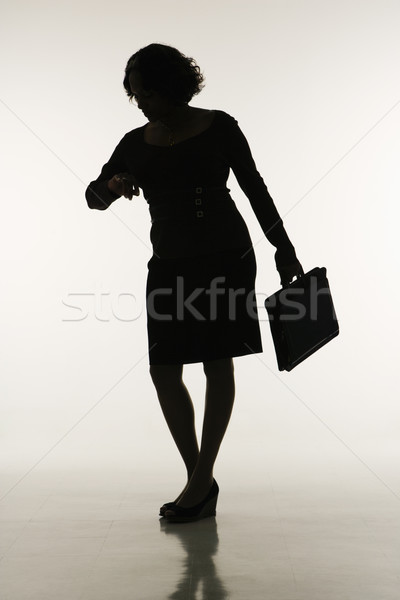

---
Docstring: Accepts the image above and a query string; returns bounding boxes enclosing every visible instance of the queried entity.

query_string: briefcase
[264,267,339,371]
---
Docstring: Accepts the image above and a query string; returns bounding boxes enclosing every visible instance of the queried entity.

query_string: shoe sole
[164,509,216,523]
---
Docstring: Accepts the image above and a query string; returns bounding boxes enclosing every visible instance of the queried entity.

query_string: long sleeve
[85,136,127,210]
[223,114,298,267]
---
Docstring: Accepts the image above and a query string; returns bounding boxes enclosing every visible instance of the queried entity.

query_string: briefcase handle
[282,264,305,289]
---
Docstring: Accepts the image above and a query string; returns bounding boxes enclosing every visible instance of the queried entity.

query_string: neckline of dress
[142,110,218,147]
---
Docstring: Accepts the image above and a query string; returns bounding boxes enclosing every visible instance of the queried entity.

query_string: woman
[86,43,302,522]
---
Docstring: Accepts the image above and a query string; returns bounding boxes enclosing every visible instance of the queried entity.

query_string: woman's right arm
[85,136,139,210]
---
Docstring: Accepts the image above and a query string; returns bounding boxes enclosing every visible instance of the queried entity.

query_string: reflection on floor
[1,462,399,599]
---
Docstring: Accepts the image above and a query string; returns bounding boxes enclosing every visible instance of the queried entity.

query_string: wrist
[275,245,297,268]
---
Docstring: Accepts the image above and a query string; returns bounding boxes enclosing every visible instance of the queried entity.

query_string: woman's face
[128,68,174,122]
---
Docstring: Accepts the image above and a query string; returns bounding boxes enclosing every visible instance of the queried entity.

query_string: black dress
[85,110,297,365]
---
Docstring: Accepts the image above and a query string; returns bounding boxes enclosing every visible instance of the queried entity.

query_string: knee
[149,364,183,392]
[203,357,234,381]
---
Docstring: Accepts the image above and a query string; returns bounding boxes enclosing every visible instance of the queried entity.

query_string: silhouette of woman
[86,43,303,522]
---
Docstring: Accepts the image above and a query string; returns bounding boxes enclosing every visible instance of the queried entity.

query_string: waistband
[148,186,236,223]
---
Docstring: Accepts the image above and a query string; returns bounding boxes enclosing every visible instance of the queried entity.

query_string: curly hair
[123,43,205,105]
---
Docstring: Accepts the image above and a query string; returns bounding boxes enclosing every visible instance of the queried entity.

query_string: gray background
[1,0,399,498]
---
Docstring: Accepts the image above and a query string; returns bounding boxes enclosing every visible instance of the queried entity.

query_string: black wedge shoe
[159,501,175,517]
[164,479,219,523]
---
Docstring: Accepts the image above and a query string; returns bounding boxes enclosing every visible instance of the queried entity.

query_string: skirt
[146,246,263,365]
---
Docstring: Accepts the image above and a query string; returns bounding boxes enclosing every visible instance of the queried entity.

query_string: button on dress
[86,110,298,364]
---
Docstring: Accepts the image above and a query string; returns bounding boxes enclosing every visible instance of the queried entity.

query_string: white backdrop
[1,0,399,498]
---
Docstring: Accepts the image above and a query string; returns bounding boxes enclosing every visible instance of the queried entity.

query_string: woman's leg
[149,364,199,479]
[167,357,235,510]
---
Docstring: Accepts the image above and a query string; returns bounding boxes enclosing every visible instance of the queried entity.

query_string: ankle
[188,470,214,489]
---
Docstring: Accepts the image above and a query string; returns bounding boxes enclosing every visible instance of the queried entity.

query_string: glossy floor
[1,462,399,600]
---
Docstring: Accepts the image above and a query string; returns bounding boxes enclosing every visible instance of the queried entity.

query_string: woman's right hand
[107,173,140,200]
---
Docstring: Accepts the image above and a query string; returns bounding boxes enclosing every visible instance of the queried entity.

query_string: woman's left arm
[223,114,302,285]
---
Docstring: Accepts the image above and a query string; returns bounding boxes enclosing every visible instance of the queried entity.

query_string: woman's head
[123,43,205,108]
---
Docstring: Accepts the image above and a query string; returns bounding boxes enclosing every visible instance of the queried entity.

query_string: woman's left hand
[278,260,304,287]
